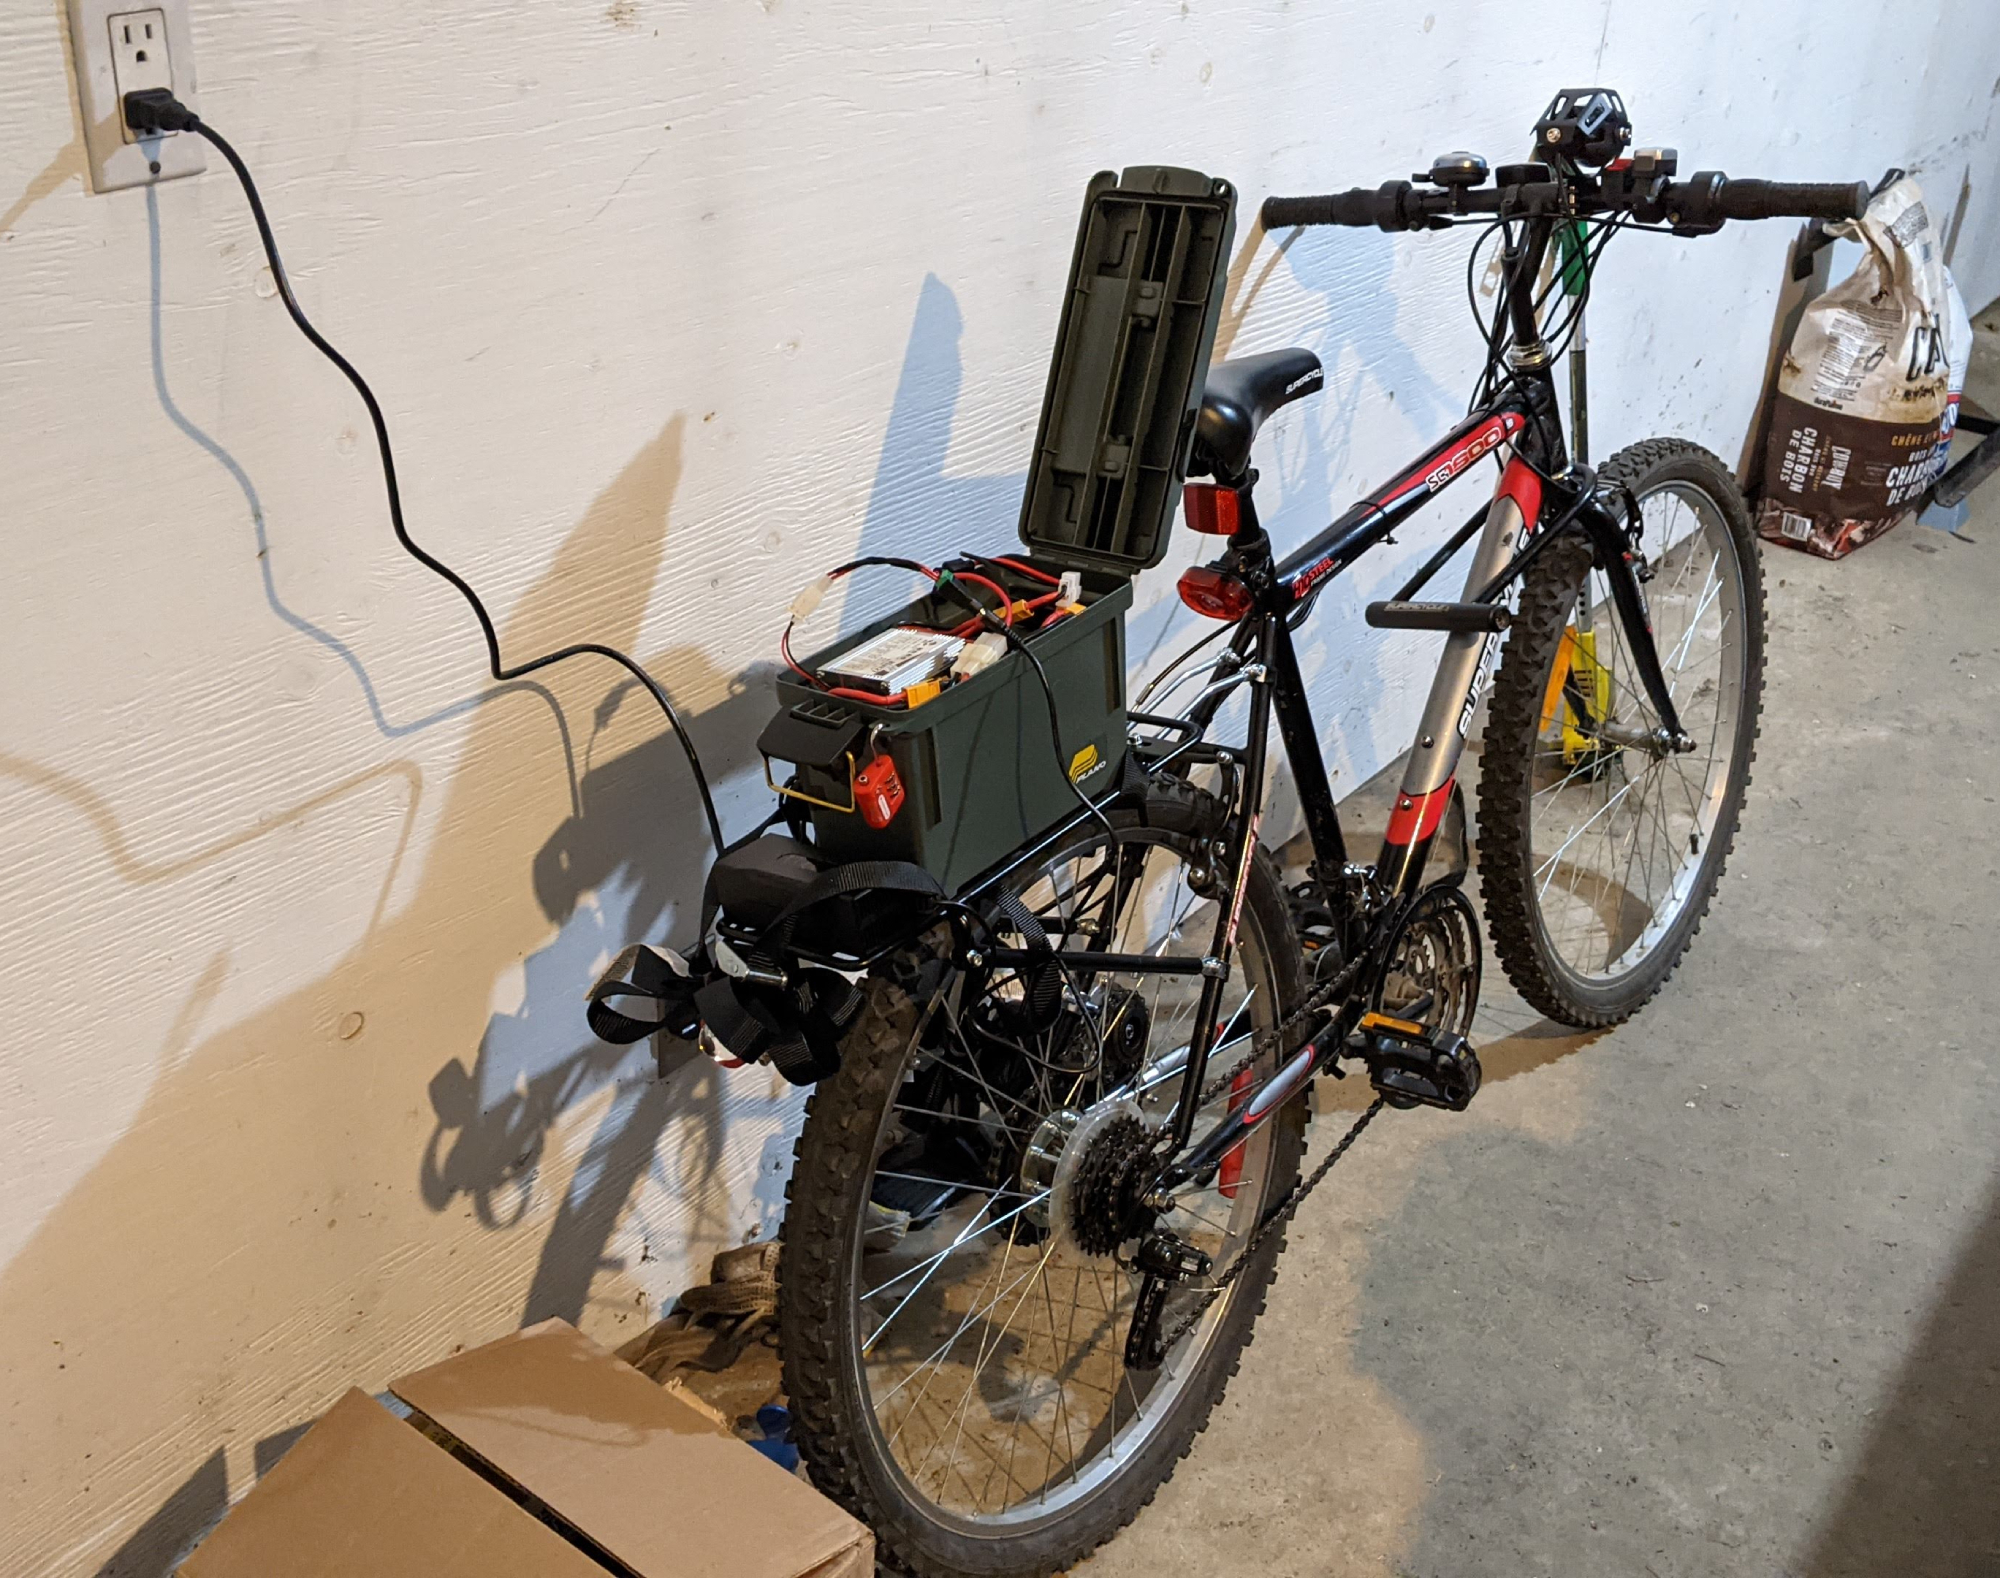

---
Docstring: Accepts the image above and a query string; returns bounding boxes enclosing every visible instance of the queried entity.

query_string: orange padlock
[855,753,906,829]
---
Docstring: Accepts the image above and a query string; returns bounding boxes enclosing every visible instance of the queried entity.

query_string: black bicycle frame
[975,212,1690,1177]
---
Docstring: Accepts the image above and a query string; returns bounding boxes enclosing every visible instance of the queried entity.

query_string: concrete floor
[1080,322,2000,1578]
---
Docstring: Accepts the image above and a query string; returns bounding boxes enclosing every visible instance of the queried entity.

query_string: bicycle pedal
[1349,1011,1482,1112]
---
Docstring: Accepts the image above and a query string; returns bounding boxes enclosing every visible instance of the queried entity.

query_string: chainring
[1372,884,1482,1054]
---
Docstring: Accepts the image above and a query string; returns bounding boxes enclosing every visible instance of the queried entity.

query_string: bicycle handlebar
[1260,187,1390,229]
[1261,171,1870,234]
[1704,177,1872,222]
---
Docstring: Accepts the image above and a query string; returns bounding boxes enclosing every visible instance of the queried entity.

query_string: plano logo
[1068,743,1110,783]
[1425,419,1511,492]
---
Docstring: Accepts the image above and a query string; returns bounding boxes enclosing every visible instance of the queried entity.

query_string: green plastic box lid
[1016,165,1238,576]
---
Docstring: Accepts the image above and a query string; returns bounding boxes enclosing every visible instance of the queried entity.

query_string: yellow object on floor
[1541,625,1613,761]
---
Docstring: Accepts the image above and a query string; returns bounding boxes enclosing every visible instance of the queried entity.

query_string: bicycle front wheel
[1479,437,1766,1026]
[778,781,1304,1578]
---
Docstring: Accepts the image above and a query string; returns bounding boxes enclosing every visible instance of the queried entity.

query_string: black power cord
[123,89,727,855]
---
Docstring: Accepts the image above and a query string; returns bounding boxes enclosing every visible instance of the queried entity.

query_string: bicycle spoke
[848,816,1290,1524]
[1522,478,1746,981]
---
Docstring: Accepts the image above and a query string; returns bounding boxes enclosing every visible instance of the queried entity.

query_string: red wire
[780,622,820,684]
[950,571,1015,626]
[947,589,1062,639]
[988,555,1061,585]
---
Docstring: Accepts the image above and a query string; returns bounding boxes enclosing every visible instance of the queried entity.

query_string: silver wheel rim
[1522,479,1747,986]
[843,829,1284,1534]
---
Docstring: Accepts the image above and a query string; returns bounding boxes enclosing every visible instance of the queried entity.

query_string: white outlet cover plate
[67,0,204,193]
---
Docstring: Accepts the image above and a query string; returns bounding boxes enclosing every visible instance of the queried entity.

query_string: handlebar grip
[1261,182,1411,231]
[1712,177,1871,222]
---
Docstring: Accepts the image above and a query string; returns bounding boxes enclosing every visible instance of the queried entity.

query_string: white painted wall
[3,2,1995,1571]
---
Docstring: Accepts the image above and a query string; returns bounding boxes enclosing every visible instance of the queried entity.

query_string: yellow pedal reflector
[1359,1011,1427,1037]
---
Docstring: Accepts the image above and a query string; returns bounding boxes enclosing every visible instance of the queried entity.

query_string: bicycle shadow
[418,686,789,1330]
[418,269,1036,1336]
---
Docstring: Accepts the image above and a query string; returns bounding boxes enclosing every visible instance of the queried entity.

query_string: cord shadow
[1796,1172,2000,1576]
[143,185,579,792]
[0,415,711,1577]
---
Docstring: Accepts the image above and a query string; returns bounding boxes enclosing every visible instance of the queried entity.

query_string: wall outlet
[66,0,204,193]
[108,10,174,142]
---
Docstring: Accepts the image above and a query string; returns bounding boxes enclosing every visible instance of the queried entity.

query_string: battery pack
[821,627,964,695]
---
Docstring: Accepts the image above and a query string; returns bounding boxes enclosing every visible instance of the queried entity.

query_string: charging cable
[123,89,726,855]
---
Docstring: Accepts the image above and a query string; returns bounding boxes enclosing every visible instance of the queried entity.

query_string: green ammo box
[759,166,1237,894]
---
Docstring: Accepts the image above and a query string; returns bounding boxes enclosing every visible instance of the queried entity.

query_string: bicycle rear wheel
[779,782,1304,1578]
[1479,438,1765,1025]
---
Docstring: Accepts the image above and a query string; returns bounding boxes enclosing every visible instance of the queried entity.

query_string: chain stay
[1134,948,1381,1361]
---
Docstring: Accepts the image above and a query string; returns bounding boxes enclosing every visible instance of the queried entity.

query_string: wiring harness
[778,554,1087,706]
[776,552,1113,837]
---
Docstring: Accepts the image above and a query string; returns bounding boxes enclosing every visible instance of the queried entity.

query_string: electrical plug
[124,88,200,136]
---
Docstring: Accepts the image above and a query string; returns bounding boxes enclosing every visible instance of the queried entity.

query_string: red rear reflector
[1183,482,1240,536]
[1177,566,1252,621]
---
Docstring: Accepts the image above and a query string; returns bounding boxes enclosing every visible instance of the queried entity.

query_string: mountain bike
[776,94,1866,1578]
[113,74,1863,1578]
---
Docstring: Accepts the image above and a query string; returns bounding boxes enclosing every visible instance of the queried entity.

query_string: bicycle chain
[1192,949,1366,1109]
[1152,1094,1387,1355]
[1145,949,1380,1357]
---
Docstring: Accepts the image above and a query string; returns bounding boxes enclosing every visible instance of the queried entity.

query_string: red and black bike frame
[975,211,1691,1183]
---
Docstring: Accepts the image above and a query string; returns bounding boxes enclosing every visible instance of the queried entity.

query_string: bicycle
[772,91,1867,1578]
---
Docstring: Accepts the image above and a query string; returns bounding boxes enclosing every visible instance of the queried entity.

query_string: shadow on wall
[416,267,1033,1331]
[1798,1171,2000,1577]
[25,265,1036,1577]
[1,413,718,1577]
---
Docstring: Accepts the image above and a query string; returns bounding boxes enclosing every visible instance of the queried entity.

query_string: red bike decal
[1384,776,1456,848]
[1285,410,1530,602]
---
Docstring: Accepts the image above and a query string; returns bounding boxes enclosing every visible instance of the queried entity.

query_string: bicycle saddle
[1195,347,1324,479]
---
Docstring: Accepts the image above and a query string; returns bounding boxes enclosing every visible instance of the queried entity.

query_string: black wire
[985,613,1120,845]
[186,119,727,855]
[1135,618,1233,708]
[1461,195,1633,468]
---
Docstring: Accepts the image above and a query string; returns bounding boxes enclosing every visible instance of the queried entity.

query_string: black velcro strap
[694,976,843,1086]
[995,889,1053,952]
[587,944,697,1045]
[758,859,947,956]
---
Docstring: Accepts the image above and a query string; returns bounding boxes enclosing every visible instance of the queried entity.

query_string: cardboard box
[179,1320,871,1578]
